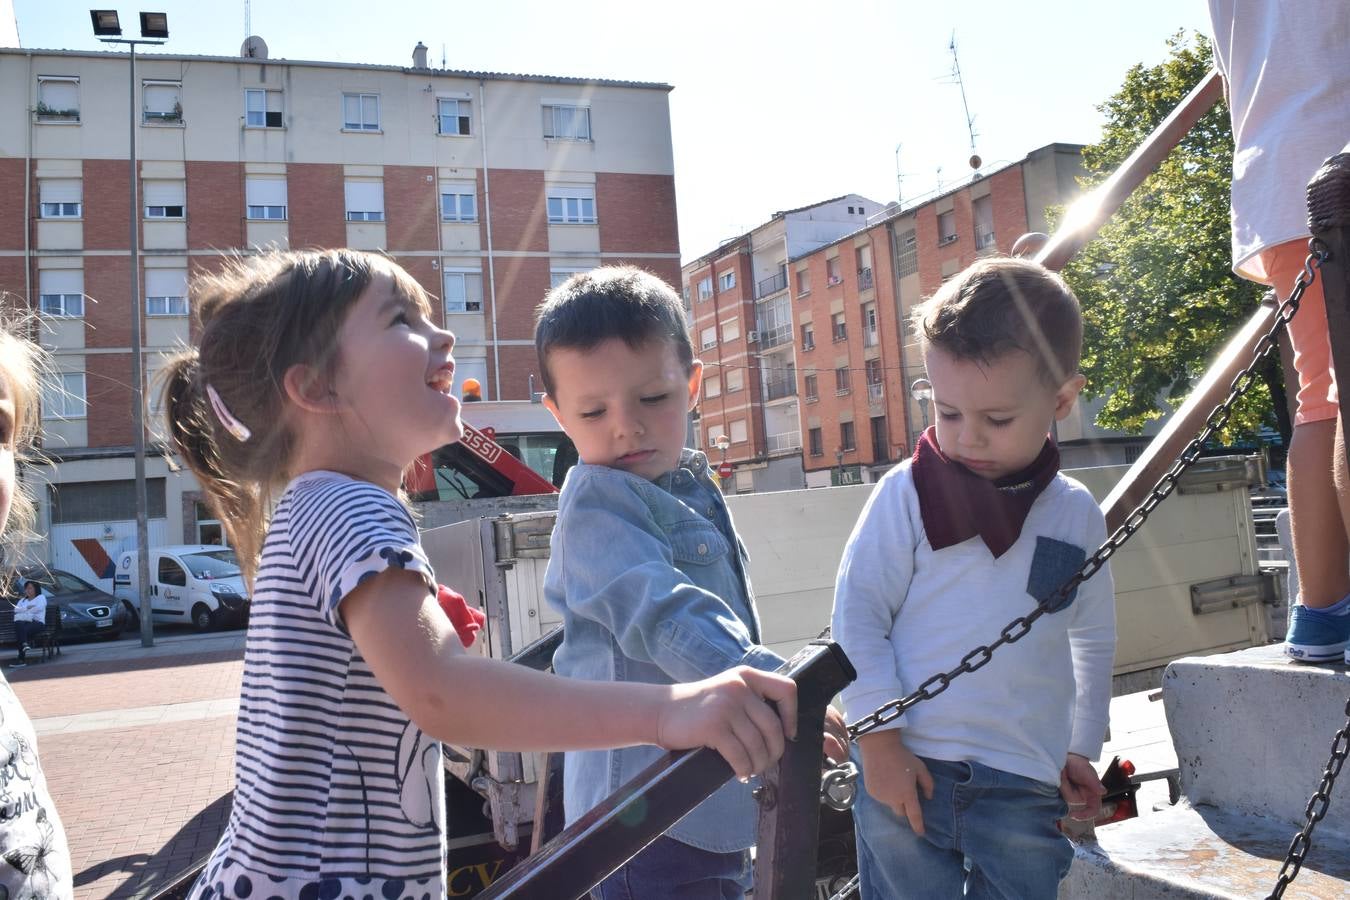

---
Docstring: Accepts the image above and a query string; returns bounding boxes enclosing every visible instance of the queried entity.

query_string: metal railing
[857,267,873,289]
[763,375,797,401]
[757,271,788,298]
[757,322,794,349]
[867,383,883,402]
[766,431,803,454]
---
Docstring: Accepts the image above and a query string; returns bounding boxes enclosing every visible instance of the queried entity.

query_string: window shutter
[40,179,81,204]
[245,177,287,206]
[344,180,384,214]
[143,180,185,207]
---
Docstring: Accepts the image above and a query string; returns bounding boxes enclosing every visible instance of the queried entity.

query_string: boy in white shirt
[832,258,1116,899]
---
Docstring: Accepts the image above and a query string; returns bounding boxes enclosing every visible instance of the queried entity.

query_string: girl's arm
[343,567,798,780]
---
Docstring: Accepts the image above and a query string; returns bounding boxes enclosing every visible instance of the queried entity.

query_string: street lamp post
[91,9,167,648]
[835,447,845,485]
[712,434,730,491]
[910,377,932,447]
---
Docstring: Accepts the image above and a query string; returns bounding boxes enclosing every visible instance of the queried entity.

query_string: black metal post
[1307,153,1350,457]
[752,641,857,900]
[480,641,856,900]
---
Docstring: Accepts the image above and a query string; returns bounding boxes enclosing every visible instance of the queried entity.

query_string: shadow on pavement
[74,790,231,899]
[5,648,243,684]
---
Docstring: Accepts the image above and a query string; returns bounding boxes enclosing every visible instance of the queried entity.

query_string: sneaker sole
[1286,641,1348,663]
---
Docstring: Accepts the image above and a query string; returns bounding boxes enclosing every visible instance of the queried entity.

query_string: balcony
[976,228,997,251]
[762,375,798,402]
[765,431,802,455]
[756,322,793,349]
[858,267,874,290]
[868,382,884,402]
[863,325,878,347]
[756,271,788,299]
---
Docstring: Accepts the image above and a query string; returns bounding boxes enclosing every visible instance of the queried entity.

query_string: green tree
[1061,31,1288,442]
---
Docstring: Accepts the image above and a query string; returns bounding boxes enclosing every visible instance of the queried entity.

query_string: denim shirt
[545,449,785,852]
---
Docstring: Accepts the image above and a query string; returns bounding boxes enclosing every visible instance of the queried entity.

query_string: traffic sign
[717,462,733,479]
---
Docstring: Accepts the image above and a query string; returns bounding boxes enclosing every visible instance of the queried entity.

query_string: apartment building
[681,195,885,494]
[690,144,1109,492]
[0,40,680,576]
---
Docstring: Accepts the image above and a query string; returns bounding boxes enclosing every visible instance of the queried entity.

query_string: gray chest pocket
[1026,536,1087,613]
[669,522,731,566]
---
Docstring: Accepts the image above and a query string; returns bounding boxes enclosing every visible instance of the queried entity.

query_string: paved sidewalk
[7,629,245,899]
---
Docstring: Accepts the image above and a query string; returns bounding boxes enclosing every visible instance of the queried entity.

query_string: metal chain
[845,245,1324,743]
[819,245,1326,900]
[1268,699,1350,898]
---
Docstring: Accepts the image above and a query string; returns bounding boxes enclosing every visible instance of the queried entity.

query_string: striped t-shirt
[192,471,446,900]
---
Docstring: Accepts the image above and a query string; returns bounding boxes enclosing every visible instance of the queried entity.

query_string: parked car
[113,545,249,631]
[2,566,129,644]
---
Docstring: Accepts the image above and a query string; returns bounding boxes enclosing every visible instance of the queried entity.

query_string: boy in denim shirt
[832,258,1116,899]
[536,267,845,900]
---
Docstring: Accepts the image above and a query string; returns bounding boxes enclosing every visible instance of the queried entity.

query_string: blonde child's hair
[160,249,433,582]
[0,310,48,564]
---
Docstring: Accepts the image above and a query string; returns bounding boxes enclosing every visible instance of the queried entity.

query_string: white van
[113,545,249,631]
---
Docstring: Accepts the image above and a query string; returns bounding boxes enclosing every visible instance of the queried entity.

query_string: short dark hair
[534,266,694,396]
[913,257,1082,385]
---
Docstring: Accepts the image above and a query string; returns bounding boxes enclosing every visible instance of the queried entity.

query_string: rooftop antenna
[894,143,904,206]
[244,0,250,46]
[948,32,982,173]
[441,42,446,68]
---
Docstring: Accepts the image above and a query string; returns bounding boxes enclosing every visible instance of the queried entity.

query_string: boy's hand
[656,666,798,780]
[1059,752,1105,821]
[858,730,933,835]
[823,706,850,764]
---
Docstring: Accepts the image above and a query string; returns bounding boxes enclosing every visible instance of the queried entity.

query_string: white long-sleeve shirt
[832,462,1116,786]
[13,590,46,624]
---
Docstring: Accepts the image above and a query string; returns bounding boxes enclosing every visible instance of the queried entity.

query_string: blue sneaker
[1285,603,1350,663]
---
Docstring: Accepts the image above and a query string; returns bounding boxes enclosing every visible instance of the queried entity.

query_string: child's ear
[282,363,335,414]
[685,360,704,411]
[1054,373,1087,420]
[541,392,563,425]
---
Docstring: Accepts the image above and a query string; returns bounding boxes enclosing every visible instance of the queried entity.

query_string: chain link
[822,247,1328,900]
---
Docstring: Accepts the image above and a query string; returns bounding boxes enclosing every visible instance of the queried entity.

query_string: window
[438,97,471,135]
[973,195,995,249]
[804,373,818,402]
[840,421,856,452]
[697,277,713,301]
[343,92,380,131]
[827,257,842,285]
[706,424,726,449]
[440,182,477,222]
[720,318,741,343]
[730,419,748,444]
[809,427,823,457]
[719,270,736,291]
[158,556,187,587]
[796,269,811,296]
[866,358,884,400]
[145,268,189,317]
[36,76,79,121]
[245,176,287,220]
[871,415,889,461]
[832,312,847,342]
[896,231,918,277]
[244,89,283,128]
[42,372,86,419]
[546,186,597,224]
[542,103,591,141]
[863,304,878,347]
[725,368,744,393]
[39,179,81,218]
[443,268,484,313]
[550,268,587,289]
[700,326,717,351]
[144,180,185,218]
[143,80,182,124]
[835,367,850,394]
[38,270,83,317]
[801,322,815,351]
[938,210,957,245]
[704,375,721,399]
[344,179,385,222]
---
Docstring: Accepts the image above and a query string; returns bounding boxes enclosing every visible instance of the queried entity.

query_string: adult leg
[1288,418,1350,608]
[851,754,967,900]
[956,763,1072,900]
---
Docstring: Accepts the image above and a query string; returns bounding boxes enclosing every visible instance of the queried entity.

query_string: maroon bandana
[911,426,1059,558]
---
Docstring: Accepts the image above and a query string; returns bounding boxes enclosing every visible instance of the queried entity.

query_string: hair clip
[205,384,253,443]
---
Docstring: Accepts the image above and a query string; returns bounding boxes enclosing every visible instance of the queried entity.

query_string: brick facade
[185,162,245,251]
[0,158,25,252]
[83,159,131,252]
[597,173,679,254]
[486,169,548,253]
[287,163,346,250]
[384,165,439,252]
[84,351,135,447]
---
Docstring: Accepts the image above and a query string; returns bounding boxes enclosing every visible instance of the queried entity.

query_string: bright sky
[13,0,1211,263]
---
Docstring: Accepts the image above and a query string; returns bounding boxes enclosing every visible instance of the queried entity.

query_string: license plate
[96,620,112,627]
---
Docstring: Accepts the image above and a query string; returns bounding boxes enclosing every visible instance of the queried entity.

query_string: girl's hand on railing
[656,666,798,780]
[823,706,849,764]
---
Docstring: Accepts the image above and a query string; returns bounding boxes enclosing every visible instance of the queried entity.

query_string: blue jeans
[14,621,39,655]
[853,755,1072,899]
[591,836,752,900]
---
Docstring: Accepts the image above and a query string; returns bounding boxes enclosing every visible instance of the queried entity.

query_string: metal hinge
[1190,572,1277,616]
[493,515,554,566]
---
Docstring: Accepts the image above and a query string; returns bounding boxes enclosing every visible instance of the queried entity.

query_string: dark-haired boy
[535,266,846,900]
[832,258,1116,899]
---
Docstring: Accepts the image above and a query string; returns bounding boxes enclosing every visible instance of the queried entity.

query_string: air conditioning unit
[747,330,760,343]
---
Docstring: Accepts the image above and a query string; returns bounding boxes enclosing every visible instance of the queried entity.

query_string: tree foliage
[1060,32,1281,440]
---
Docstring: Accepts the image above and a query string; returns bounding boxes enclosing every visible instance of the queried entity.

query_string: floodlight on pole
[90,9,167,647]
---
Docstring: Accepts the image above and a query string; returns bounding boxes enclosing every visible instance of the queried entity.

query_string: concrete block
[1164,645,1350,831]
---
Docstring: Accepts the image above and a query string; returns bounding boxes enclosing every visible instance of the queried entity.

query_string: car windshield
[182,550,241,580]
[53,571,95,594]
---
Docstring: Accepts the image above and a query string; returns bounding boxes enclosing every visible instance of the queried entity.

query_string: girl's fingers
[917,764,935,801]
[727,706,772,777]
[741,668,797,740]
[742,690,786,766]
[715,732,754,781]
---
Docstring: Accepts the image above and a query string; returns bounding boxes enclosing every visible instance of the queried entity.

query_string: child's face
[543,337,701,482]
[925,345,1083,481]
[326,272,462,484]
[0,371,12,536]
